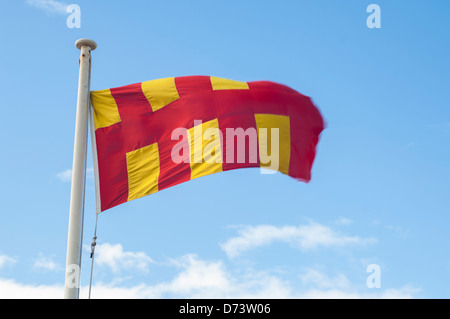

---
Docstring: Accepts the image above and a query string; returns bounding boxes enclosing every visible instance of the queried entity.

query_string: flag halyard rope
[88,212,99,299]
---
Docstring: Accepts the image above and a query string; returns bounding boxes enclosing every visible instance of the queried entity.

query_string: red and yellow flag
[90,76,324,212]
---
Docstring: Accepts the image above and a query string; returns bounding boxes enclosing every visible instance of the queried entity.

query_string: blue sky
[0,0,449,298]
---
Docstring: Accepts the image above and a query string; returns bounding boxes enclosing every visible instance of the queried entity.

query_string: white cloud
[299,268,351,290]
[334,217,353,226]
[295,286,419,299]
[0,276,416,299]
[56,167,94,183]
[95,243,154,274]
[0,255,17,269]
[165,254,230,293]
[26,0,68,14]
[151,254,233,298]
[0,278,62,299]
[0,254,419,299]
[32,254,62,271]
[56,169,72,182]
[88,252,417,299]
[88,253,295,299]
[220,221,376,258]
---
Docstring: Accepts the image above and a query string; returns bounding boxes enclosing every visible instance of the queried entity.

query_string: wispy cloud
[220,221,376,258]
[56,169,72,182]
[56,167,94,183]
[299,268,351,290]
[0,252,419,299]
[26,0,68,14]
[0,255,17,269]
[0,239,418,299]
[95,243,154,274]
[32,254,62,271]
[334,217,354,226]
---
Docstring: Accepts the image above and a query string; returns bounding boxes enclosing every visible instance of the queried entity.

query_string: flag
[90,76,324,212]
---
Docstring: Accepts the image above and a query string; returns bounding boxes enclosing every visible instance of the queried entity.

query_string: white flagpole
[64,38,97,299]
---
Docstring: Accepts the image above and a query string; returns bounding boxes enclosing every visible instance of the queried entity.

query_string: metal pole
[64,38,97,299]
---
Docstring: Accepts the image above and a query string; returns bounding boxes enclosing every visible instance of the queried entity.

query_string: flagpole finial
[75,38,97,51]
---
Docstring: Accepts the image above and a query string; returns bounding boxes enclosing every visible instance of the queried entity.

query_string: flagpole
[64,38,97,299]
